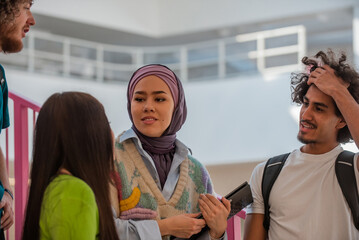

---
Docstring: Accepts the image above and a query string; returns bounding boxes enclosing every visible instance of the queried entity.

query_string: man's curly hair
[0,0,29,25]
[291,49,359,143]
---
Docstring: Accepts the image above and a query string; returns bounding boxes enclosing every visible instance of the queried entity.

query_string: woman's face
[131,75,175,137]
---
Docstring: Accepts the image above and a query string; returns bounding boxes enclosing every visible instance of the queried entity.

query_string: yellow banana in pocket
[120,187,141,212]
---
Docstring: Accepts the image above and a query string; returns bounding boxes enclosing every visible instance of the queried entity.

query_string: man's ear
[336,117,347,130]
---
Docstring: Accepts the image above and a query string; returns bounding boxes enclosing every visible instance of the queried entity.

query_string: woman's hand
[157,213,206,238]
[199,194,231,239]
[0,192,14,230]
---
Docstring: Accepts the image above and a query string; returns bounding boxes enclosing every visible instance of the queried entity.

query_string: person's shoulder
[250,160,266,179]
[52,175,92,191]
[251,151,295,180]
[116,130,127,142]
[41,175,99,234]
[254,160,267,171]
[0,64,5,75]
[47,175,95,202]
[115,137,125,152]
[115,129,134,151]
[187,154,205,168]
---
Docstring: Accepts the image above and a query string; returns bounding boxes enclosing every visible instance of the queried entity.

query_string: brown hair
[0,0,30,24]
[291,49,359,143]
[22,92,119,240]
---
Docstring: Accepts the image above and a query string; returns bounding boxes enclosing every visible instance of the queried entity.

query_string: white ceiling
[32,0,357,38]
[32,6,354,48]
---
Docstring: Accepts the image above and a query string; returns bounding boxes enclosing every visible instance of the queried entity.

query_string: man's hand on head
[308,65,349,96]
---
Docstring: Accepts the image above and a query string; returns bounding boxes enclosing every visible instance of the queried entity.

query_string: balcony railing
[4,91,40,240]
[0,25,306,83]
[228,210,247,239]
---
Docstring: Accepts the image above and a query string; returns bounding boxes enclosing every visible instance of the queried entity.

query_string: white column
[218,41,226,79]
[96,45,104,82]
[63,39,70,77]
[27,33,35,73]
[354,6,359,71]
[180,47,188,82]
[256,34,265,73]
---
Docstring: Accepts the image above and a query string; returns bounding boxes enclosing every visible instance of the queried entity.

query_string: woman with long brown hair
[22,92,119,240]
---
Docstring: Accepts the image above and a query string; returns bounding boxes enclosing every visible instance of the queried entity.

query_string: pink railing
[227,210,246,240]
[7,91,40,240]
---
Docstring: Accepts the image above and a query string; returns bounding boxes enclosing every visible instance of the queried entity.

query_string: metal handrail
[7,91,40,240]
[227,210,246,240]
[0,25,306,83]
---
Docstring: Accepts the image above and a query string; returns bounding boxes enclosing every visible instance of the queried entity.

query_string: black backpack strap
[262,152,290,231]
[335,150,359,230]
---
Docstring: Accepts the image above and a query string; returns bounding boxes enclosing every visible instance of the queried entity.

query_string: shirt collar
[120,128,189,159]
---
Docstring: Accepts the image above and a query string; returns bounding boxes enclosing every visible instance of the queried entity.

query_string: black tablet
[196,181,253,220]
[224,181,253,219]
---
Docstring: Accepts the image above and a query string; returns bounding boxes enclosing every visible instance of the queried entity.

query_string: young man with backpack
[244,50,359,240]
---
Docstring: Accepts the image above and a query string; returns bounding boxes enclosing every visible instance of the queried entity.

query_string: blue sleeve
[2,81,9,130]
[112,208,162,240]
[0,65,9,132]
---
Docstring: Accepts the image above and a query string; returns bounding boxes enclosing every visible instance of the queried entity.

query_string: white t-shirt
[246,145,359,240]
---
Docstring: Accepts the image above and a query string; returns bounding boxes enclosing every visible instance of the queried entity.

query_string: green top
[39,174,99,240]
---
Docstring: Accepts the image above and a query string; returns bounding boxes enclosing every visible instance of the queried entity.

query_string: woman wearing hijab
[112,64,230,240]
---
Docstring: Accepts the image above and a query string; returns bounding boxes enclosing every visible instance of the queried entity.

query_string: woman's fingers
[221,197,231,212]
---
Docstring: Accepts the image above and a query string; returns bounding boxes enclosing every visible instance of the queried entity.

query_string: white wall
[32,0,358,37]
[6,69,359,165]
[157,0,357,36]
[6,70,131,133]
[6,69,301,165]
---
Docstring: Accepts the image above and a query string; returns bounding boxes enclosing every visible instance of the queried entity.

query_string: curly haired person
[244,49,359,240]
[0,0,35,231]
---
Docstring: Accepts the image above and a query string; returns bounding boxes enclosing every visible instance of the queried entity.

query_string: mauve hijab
[127,64,187,188]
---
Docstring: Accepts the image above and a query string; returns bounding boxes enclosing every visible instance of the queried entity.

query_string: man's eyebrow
[303,96,328,108]
[314,102,329,108]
